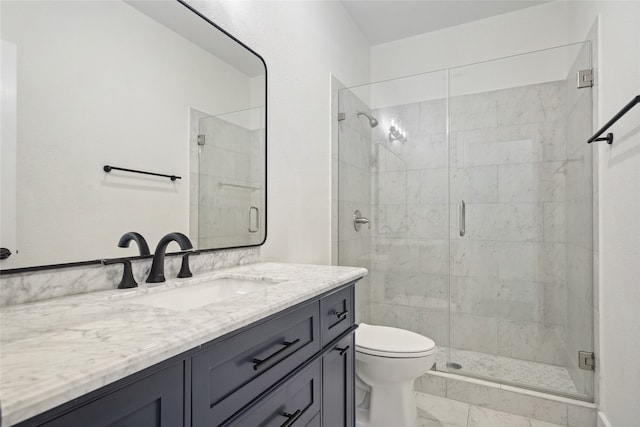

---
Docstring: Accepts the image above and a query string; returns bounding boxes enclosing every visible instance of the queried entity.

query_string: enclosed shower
[335,42,595,401]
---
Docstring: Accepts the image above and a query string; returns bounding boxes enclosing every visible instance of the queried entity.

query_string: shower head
[357,111,379,128]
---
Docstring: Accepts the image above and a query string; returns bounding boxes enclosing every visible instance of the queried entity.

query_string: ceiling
[341,0,550,45]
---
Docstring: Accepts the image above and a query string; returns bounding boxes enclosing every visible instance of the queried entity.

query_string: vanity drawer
[225,360,321,427]
[38,363,184,427]
[192,301,320,426]
[320,285,354,346]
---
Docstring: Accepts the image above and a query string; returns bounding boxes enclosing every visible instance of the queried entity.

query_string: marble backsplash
[0,247,260,307]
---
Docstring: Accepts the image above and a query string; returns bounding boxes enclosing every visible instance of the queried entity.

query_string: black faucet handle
[102,259,138,289]
[177,251,195,278]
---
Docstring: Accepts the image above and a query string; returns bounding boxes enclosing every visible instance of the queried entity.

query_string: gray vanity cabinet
[16,282,357,427]
[39,363,184,427]
[322,333,355,427]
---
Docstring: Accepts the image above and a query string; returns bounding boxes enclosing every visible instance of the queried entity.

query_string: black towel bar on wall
[588,95,640,144]
[103,165,181,181]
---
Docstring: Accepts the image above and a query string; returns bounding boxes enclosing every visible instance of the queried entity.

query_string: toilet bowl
[355,323,436,427]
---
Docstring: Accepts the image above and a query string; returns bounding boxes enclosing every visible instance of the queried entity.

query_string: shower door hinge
[578,351,595,370]
[197,134,206,145]
[337,112,346,121]
[577,69,594,89]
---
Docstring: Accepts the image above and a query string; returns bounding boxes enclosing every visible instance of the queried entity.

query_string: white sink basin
[124,277,282,311]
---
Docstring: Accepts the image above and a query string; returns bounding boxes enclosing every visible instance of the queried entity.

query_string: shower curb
[415,370,596,427]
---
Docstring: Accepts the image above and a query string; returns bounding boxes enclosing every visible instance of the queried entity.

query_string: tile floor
[434,347,578,395]
[416,392,564,427]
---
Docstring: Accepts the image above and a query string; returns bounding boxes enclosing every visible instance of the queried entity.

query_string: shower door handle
[459,200,465,237]
[248,206,259,233]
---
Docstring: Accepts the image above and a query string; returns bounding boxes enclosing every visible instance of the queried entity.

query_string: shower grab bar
[459,200,465,237]
[103,165,181,181]
[588,95,640,144]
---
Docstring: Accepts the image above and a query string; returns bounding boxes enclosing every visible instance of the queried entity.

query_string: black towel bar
[103,165,181,181]
[588,95,640,144]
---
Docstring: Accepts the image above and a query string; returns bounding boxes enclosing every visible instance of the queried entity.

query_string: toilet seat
[355,323,436,358]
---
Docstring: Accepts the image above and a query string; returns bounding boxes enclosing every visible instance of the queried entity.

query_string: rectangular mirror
[0,0,267,272]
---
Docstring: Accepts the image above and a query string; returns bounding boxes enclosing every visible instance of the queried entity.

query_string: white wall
[369,1,573,112]
[371,1,570,82]
[566,2,640,426]
[1,1,253,268]
[187,0,371,264]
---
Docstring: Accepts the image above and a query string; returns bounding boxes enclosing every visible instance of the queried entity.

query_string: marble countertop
[0,262,367,426]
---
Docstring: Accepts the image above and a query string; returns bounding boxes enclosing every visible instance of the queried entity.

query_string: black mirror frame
[0,0,267,276]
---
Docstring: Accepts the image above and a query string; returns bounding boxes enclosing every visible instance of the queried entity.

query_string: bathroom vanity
[0,263,366,427]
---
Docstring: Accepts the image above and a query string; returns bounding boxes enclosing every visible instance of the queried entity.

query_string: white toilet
[355,323,436,427]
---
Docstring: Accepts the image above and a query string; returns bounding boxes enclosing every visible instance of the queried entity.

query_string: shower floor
[434,347,578,395]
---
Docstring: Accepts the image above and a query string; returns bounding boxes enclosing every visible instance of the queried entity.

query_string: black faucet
[118,232,151,256]
[146,232,193,283]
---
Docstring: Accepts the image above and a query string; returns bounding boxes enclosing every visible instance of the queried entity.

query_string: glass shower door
[447,42,594,400]
[336,42,595,401]
[336,70,451,363]
[194,107,265,249]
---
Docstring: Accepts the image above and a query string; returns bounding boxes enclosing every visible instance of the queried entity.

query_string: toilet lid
[355,323,436,358]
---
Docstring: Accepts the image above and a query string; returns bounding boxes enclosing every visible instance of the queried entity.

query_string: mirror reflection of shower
[357,111,379,128]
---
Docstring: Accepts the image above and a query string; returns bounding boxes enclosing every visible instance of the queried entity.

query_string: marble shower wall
[368,79,583,367]
[335,86,374,324]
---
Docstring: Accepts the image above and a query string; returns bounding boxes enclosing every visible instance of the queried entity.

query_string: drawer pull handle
[252,338,301,371]
[328,310,349,330]
[280,409,302,427]
[336,345,350,356]
[335,310,349,318]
